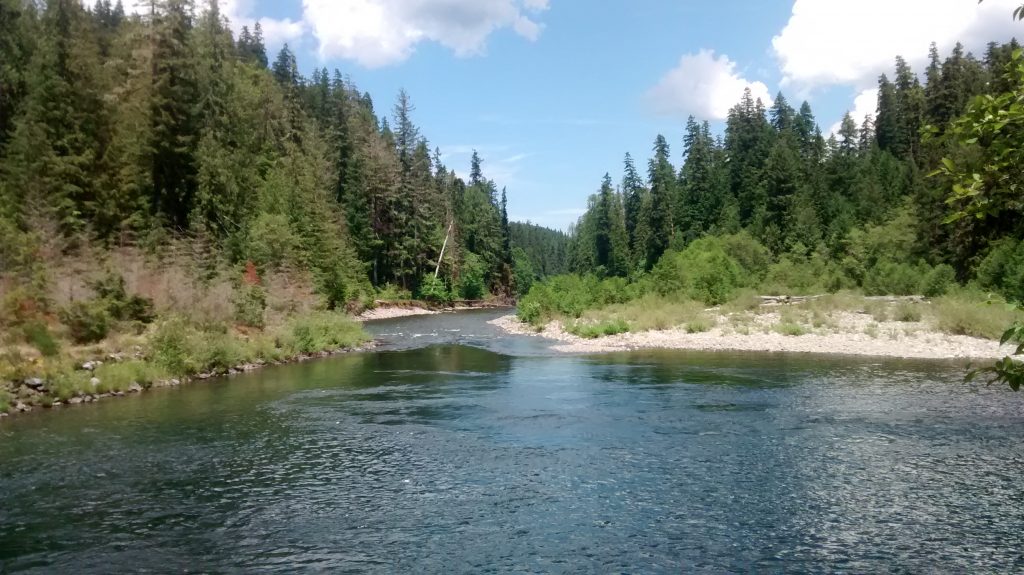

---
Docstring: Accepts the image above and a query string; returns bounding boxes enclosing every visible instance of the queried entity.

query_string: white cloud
[83,0,304,47]
[646,50,773,121]
[828,88,878,137]
[773,0,1022,91]
[302,0,551,68]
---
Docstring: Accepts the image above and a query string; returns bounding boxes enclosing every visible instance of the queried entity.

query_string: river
[1,309,1022,573]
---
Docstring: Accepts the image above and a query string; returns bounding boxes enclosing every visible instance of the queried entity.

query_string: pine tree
[644,134,675,267]
[149,0,199,228]
[621,152,644,266]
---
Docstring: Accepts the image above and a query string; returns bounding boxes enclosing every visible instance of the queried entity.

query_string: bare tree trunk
[435,223,453,278]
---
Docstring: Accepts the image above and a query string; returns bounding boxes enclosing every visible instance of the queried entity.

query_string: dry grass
[581,294,713,333]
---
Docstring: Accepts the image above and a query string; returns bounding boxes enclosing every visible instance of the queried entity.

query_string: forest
[0,0,572,409]
[0,0,570,304]
[519,36,1024,385]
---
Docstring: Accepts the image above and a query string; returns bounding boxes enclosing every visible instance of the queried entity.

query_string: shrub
[920,264,956,298]
[94,360,168,391]
[457,252,488,300]
[721,232,772,283]
[418,275,452,304]
[976,239,1024,303]
[91,271,155,323]
[233,283,267,328]
[774,323,808,336]
[930,295,1022,340]
[245,213,297,270]
[568,319,629,339]
[863,261,921,296]
[893,302,923,323]
[376,283,413,302]
[0,389,10,414]
[285,312,368,355]
[762,255,825,295]
[686,319,714,333]
[149,317,196,376]
[60,301,112,344]
[21,321,60,357]
[651,239,744,305]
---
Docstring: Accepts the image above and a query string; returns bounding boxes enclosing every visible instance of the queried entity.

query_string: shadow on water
[3,310,1024,573]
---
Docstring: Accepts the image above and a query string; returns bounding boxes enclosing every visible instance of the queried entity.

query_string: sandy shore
[489,312,1012,360]
[357,306,439,321]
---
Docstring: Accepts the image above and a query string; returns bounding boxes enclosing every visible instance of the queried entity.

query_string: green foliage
[930,295,1022,340]
[90,272,155,324]
[863,261,923,296]
[976,239,1024,303]
[233,284,267,328]
[457,252,487,300]
[774,323,808,336]
[59,301,111,344]
[893,302,924,322]
[920,264,956,298]
[21,321,60,357]
[650,238,745,305]
[93,361,168,392]
[376,283,413,302]
[285,312,368,355]
[417,274,452,304]
[568,318,630,339]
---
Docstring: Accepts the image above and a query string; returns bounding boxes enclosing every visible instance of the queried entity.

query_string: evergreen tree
[644,134,675,267]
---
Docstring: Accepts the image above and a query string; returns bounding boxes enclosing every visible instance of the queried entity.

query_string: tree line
[566,38,1023,303]
[0,0,568,306]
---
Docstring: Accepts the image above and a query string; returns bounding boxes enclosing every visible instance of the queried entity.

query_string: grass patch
[774,323,808,336]
[568,319,630,339]
[893,302,923,323]
[93,360,169,392]
[283,311,369,355]
[929,295,1023,340]
[686,319,715,333]
[721,289,762,314]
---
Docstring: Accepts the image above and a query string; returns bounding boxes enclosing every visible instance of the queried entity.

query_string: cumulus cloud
[773,0,1022,91]
[302,0,550,68]
[83,0,304,46]
[646,50,773,121]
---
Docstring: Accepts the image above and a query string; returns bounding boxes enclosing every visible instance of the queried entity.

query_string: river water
[2,309,1023,573]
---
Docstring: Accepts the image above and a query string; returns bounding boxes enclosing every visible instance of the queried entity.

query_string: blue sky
[208,0,1021,229]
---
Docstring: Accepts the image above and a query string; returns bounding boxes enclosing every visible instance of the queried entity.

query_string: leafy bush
[721,232,772,283]
[516,274,600,326]
[245,213,297,270]
[285,312,368,355]
[762,255,825,295]
[94,360,168,391]
[91,272,155,324]
[568,319,630,339]
[376,283,413,302]
[22,321,60,357]
[418,275,452,304]
[457,252,488,300]
[651,238,744,305]
[149,317,197,376]
[976,239,1024,303]
[930,295,1023,340]
[893,302,923,322]
[863,261,922,296]
[233,283,267,328]
[60,300,112,344]
[920,264,956,298]
[686,319,714,333]
[774,323,808,336]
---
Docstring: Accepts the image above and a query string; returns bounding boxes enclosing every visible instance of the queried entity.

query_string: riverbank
[490,308,1013,360]
[358,300,513,321]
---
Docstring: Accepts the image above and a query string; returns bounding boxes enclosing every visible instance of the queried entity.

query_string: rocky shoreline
[358,300,513,322]
[489,313,1012,360]
[1,342,376,419]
